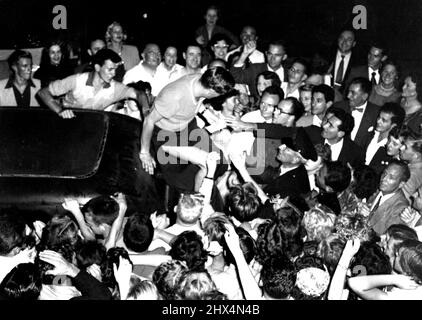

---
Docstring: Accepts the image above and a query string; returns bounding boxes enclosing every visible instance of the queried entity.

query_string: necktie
[371,194,382,212]
[335,55,345,85]
[371,71,377,86]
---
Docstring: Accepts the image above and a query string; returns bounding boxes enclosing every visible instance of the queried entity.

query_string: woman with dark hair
[169,231,208,272]
[33,40,73,87]
[256,207,306,264]
[369,61,402,106]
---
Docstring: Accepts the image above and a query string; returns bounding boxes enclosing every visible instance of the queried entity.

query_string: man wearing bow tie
[333,77,381,149]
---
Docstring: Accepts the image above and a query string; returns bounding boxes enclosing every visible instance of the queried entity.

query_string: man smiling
[38,49,148,119]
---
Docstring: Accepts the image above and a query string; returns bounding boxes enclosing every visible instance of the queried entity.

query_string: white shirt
[241,110,271,123]
[325,138,344,161]
[153,62,185,94]
[279,165,299,176]
[281,82,300,99]
[365,131,387,164]
[123,62,158,94]
[350,101,368,141]
[370,191,397,211]
[312,115,323,127]
[368,67,380,84]
[334,51,352,84]
[268,64,285,85]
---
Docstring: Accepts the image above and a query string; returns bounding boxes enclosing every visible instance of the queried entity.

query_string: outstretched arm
[348,274,419,300]
[62,198,96,241]
[38,87,75,119]
[224,223,262,300]
[328,239,360,300]
[139,107,163,175]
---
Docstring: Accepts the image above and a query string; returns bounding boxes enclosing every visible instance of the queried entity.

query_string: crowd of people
[0,4,422,300]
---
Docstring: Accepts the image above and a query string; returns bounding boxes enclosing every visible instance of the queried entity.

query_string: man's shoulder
[0,78,8,89]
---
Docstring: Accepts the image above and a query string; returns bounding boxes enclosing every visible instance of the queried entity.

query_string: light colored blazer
[368,189,409,235]
[0,78,40,107]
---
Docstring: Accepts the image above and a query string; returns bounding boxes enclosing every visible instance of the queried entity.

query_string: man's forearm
[38,88,62,114]
[141,116,155,154]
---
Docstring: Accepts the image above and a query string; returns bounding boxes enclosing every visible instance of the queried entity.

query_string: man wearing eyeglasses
[123,43,163,96]
[240,86,284,123]
[230,39,288,100]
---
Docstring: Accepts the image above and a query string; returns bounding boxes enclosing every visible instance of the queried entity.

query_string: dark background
[0,0,421,74]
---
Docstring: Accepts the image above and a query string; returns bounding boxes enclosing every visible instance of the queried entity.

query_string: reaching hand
[223,223,241,254]
[113,256,133,300]
[358,201,371,217]
[58,109,75,119]
[393,274,419,290]
[150,211,170,230]
[242,40,257,56]
[229,152,247,171]
[62,198,82,215]
[224,116,252,132]
[401,206,420,225]
[16,247,37,264]
[140,152,156,175]
[342,238,361,259]
[112,192,128,214]
[39,250,79,277]
[206,151,220,177]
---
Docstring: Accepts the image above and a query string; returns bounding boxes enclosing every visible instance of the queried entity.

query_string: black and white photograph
[0,0,421,308]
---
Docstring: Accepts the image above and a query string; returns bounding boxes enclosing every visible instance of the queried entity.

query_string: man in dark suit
[363,103,405,175]
[230,39,288,99]
[254,136,311,198]
[362,160,410,236]
[344,43,388,90]
[313,107,365,168]
[326,29,360,94]
[333,77,380,149]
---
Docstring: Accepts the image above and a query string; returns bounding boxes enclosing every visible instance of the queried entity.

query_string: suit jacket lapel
[369,191,401,227]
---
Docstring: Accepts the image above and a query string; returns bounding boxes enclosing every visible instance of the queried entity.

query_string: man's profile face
[184,46,201,70]
[399,140,416,162]
[14,57,32,80]
[97,59,117,83]
[276,144,298,164]
[266,44,286,70]
[164,47,178,69]
[337,31,356,54]
[322,113,343,141]
[376,111,395,134]
[347,83,368,108]
[273,99,294,125]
